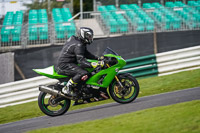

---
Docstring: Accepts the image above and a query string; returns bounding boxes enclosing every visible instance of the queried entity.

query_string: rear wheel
[38,91,71,116]
[109,74,139,104]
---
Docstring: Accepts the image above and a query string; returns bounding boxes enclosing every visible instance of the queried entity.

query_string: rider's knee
[73,72,88,82]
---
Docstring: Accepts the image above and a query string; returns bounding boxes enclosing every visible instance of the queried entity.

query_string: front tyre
[109,74,139,104]
[38,91,71,116]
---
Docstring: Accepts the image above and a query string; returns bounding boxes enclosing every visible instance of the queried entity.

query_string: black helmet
[77,27,94,45]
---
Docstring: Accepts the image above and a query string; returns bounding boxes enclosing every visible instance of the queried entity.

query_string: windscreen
[102,47,119,56]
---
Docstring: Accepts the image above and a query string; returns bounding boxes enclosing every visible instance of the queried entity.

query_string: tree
[73,0,93,15]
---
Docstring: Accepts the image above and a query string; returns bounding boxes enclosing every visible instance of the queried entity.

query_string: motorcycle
[33,47,139,116]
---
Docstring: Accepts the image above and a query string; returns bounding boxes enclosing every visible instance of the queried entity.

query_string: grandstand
[1,11,23,43]
[28,9,48,41]
[0,0,200,50]
[52,8,76,41]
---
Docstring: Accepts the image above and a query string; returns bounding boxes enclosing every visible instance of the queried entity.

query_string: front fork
[106,64,124,91]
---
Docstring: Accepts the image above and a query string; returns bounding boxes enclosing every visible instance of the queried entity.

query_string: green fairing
[32,59,98,79]
[33,54,126,88]
[33,66,68,79]
[86,54,126,88]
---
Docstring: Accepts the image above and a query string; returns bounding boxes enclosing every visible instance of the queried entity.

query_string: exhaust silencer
[39,85,72,99]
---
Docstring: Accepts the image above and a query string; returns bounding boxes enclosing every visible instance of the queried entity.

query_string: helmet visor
[85,32,93,43]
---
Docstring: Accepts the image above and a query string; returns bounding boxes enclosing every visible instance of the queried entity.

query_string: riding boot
[62,78,77,97]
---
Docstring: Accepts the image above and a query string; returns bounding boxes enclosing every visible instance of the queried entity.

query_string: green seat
[66,24,76,38]
[152,2,161,8]
[109,19,118,33]
[146,25,154,31]
[120,4,130,10]
[145,19,154,31]
[61,8,72,22]
[106,5,116,11]
[1,27,11,42]
[1,11,24,43]
[28,25,38,41]
[143,3,152,8]
[136,20,144,31]
[98,6,107,12]
[39,24,48,40]
[164,19,171,30]
[55,23,65,39]
[136,26,144,31]
[118,19,128,32]
[11,26,21,41]
[52,8,76,38]
[188,1,196,6]
[174,1,184,6]
[129,4,140,10]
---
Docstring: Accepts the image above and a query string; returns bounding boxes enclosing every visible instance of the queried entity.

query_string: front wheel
[109,73,139,104]
[38,91,71,116]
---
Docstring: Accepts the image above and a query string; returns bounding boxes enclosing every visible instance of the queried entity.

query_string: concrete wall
[0,52,14,84]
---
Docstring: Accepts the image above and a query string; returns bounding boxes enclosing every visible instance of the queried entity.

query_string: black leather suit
[56,36,98,83]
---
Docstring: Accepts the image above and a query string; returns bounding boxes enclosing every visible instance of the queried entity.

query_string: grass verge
[28,100,200,133]
[0,69,200,124]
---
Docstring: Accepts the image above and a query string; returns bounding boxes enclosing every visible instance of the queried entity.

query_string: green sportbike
[33,47,139,116]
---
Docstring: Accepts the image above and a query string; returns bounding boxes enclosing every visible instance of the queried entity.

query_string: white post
[93,0,96,11]
[161,0,164,5]
[71,0,74,15]
[48,0,50,15]
[138,0,141,7]
[80,0,83,19]
[115,0,119,8]
[2,0,5,16]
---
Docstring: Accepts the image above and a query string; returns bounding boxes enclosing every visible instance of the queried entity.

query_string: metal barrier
[156,45,200,76]
[0,45,200,108]
[0,76,57,108]
[120,54,158,78]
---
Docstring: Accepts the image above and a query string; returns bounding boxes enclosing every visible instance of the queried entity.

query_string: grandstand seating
[165,1,200,29]
[28,9,48,41]
[98,2,199,32]
[120,4,155,31]
[1,11,23,43]
[98,5,129,33]
[1,2,200,45]
[143,2,182,30]
[52,8,76,39]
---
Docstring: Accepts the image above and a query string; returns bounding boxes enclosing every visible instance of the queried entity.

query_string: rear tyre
[109,73,139,104]
[38,91,71,116]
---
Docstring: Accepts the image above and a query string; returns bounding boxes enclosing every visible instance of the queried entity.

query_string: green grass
[28,100,200,133]
[0,69,200,124]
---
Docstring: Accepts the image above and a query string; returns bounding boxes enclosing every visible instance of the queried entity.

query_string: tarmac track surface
[0,87,200,133]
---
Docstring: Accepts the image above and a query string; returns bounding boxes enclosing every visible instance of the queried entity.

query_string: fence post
[21,22,27,49]
[160,0,164,5]
[138,0,141,7]
[153,27,158,54]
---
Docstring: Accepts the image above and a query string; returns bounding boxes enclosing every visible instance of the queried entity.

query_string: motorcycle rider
[56,27,104,97]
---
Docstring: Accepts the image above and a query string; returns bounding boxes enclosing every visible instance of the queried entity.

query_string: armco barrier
[156,45,200,76]
[0,45,200,108]
[120,54,158,78]
[0,76,57,108]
